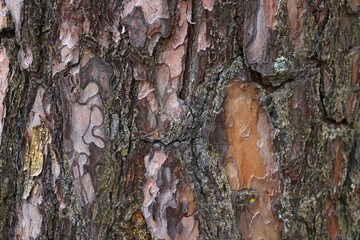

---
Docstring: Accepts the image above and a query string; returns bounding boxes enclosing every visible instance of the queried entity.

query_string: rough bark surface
[0,0,359,239]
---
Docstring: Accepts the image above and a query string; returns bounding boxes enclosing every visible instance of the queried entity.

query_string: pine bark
[0,0,359,239]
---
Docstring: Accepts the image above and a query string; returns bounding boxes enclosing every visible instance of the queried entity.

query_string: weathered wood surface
[0,0,359,239]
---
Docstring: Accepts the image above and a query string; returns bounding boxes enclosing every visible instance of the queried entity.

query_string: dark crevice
[246,66,277,92]
[179,0,196,101]
[248,54,351,127]
[126,61,138,156]
[247,55,326,93]
[344,132,358,187]
[138,137,192,148]
[322,117,350,126]
[317,60,352,126]
[310,0,329,33]
[0,28,16,40]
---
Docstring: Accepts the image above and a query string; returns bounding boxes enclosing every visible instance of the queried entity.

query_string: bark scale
[0,0,359,239]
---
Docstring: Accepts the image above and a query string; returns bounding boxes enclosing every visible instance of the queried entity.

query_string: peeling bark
[0,0,359,239]
[224,81,283,239]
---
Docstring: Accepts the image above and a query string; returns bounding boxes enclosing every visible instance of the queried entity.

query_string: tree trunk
[0,0,359,239]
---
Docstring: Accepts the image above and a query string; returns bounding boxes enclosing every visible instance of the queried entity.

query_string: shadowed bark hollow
[0,0,359,239]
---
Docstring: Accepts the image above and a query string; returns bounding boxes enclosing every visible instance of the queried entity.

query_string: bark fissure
[1,0,360,239]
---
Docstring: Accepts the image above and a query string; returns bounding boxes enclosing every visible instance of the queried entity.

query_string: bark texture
[0,0,359,239]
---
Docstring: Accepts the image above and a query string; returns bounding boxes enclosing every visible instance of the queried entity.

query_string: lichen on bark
[0,0,360,239]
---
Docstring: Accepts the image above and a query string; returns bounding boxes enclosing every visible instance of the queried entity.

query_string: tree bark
[0,0,359,239]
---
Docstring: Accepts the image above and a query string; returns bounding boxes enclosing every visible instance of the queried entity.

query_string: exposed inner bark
[0,0,359,239]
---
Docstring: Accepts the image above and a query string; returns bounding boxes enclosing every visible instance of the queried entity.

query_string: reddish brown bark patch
[286,0,306,52]
[197,20,211,52]
[142,149,199,240]
[349,0,360,12]
[122,7,148,48]
[123,0,170,54]
[325,198,339,240]
[0,47,9,143]
[244,0,277,75]
[133,1,191,142]
[332,138,344,187]
[264,0,279,30]
[124,154,146,192]
[347,51,360,122]
[0,1,8,31]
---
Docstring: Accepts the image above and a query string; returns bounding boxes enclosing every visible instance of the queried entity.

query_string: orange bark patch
[131,211,145,223]
[325,199,339,240]
[224,82,266,189]
[224,81,283,240]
